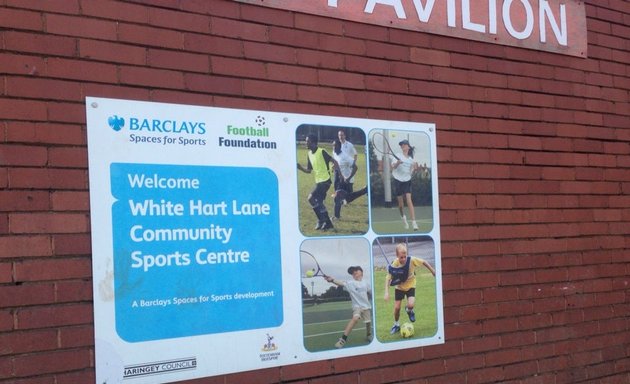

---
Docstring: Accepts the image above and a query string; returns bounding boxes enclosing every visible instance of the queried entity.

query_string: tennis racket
[371,131,400,160]
[300,250,328,278]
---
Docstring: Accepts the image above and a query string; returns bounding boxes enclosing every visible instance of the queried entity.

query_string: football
[400,322,415,338]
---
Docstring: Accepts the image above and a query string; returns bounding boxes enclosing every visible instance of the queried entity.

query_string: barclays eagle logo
[108,115,125,131]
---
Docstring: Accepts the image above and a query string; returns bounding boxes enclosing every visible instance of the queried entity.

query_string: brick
[0,53,46,77]
[55,280,93,303]
[47,101,89,124]
[318,33,365,55]
[184,33,242,56]
[365,40,409,61]
[212,17,268,42]
[0,145,47,166]
[13,349,91,376]
[0,263,11,284]
[0,329,57,356]
[280,359,333,381]
[268,25,319,50]
[215,96,270,111]
[16,304,93,330]
[295,13,344,35]
[333,354,383,374]
[56,370,96,384]
[3,31,77,56]
[0,236,52,258]
[6,0,79,13]
[79,39,146,65]
[346,90,390,109]
[503,361,539,380]
[0,356,13,380]
[0,191,50,212]
[185,73,242,96]
[0,7,43,31]
[267,64,318,85]
[9,213,88,234]
[5,161,71,190]
[472,102,510,118]
[0,98,48,121]
[485,348,522,366]
[0,283,55,307]
[444,353,484,373]
[148,48,210,73]
[81,0,147,22]
[83,83,151,102]
[118,23,183,49]
[1,215,7,232]
[244,80,297,101]
[15,258,91,282]
[184,0,238,15]
[296,48,344,69]
[465,367,505,384]
[244,41,296,64]
[391,94,432,113]
[119,66,184,89]
[433,99,472,115]
[58,325,94,348]
[51,191,89,212]
[148,7,210,33]
[390,61,431,80]
[47,59,118,83]
[297,85,342,104]
[404,359,446,379]
[225,367,281,384]
[344,21,389,42]
[47,147,87,168]
[411,48,450,66]
[0,310,13,332]
[346,55,391,75]
[46,13,117,39]
[5,122,85,145]
[240,2,293,27]
[482,318,519,334]
[318,69,364,89]
[211,56,266,78]
[448,84,486,101]
[6,77,82,102]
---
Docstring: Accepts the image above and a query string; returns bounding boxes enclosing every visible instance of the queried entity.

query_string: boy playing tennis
[384,243,436,334]
[325,266,373,348]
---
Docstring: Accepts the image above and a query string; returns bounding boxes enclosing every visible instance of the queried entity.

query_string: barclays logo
[106,115,206,135]
[108,115,125,131]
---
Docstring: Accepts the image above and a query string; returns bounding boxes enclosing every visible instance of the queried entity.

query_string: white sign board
[87,97,444,383]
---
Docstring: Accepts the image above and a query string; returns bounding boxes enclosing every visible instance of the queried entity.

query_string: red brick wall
[1,0,629,383]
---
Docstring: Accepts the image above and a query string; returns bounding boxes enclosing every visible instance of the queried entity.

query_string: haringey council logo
[108,115,125,131]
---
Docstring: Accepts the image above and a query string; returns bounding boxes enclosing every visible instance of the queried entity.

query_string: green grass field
[374,266,437,342]
[302,300,373,352]
[296,144,369,236]
[370,205,434,234]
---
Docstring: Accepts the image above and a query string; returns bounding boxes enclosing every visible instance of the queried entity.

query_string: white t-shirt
[391,155,417,182]
[333,151,356,183]
[344,279,371,310]
[340,140,357,160]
